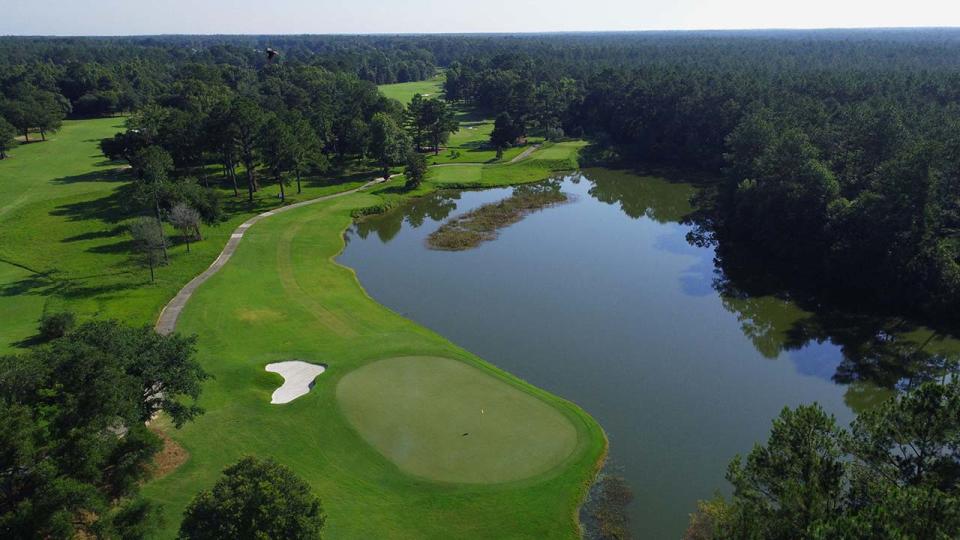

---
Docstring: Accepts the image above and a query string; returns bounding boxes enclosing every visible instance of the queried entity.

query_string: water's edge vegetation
[426,182,570,250]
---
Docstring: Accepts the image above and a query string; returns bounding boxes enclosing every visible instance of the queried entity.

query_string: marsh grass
[427,182,570,250]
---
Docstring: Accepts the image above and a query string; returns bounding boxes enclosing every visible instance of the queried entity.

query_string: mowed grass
[427,141,586,188]
[337,356,579,484]
[142,183,605,539]
[0,119,367,353]
[378,74,445,104]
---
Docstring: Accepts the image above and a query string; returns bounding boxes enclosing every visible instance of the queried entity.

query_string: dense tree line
[0,35,437,119]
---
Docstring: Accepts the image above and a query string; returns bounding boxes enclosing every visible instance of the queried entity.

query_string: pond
[338,168,960,538]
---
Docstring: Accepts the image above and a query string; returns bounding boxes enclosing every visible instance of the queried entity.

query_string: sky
[4,0,960,36]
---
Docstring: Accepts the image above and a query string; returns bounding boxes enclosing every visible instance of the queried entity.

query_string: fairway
[337,356,578,483]
[378,75,444,104]
[0,119,368,353]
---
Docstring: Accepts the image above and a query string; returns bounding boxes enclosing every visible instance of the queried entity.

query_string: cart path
[155,178,387,335]
[509,144,541,163]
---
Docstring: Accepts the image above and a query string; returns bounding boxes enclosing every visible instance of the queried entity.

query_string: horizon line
[4,26,960,39]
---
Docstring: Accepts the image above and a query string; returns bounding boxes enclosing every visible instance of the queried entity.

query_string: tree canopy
[687,379,960,539]
[178,456,325,540]
[0,320,208,538]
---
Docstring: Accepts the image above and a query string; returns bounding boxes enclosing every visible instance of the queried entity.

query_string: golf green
[336,356,579,484]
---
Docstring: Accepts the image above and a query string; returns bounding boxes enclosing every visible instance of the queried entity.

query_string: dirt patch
[427,182,570,251]
[236,308,284,322]
[148,426,189,479]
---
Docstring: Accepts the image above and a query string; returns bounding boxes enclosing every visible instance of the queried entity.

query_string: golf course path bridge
[155,177,387,336]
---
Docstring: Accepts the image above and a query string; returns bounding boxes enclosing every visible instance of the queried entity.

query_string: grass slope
[0,120,366,353]
[143,174,605,538]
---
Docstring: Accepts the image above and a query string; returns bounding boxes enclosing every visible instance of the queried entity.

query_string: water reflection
[351,190,461,242]
[587,169,697,223]
[582,168,960,410]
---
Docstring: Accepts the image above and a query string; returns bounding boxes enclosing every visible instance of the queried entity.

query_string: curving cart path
[155,178,386,335]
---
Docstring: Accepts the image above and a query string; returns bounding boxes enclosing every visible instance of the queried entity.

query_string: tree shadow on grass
[52,166,129,185]
[49,184,135,224]
[85,239,135,254]
[61,225,128,243]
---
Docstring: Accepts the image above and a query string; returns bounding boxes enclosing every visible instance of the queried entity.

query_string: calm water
[338,169,960,539]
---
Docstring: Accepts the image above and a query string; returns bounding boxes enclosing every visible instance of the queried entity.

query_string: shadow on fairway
[50,185,135,223]
[52,167,129,185]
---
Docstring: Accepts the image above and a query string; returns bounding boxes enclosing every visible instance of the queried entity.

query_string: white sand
[265,361,326,404]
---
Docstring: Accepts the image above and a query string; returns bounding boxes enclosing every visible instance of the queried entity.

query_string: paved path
[509,144,541,163]
[155,178,386,335]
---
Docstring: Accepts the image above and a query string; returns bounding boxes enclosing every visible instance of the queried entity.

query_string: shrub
[38,311,75,341]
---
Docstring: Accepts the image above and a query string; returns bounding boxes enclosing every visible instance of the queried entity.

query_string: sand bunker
[265,361,326,404]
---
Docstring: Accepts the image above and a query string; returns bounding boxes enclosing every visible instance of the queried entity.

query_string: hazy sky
[4,0,960,35]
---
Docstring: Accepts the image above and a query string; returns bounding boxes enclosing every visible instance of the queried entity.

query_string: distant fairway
[378,75,444,104]
[378,77,539,165]
[337,356,578,483]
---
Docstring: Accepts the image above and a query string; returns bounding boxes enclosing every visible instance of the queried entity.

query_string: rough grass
[428,185,570,251]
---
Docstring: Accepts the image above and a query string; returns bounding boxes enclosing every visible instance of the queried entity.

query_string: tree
[179,457,325,540]
[169,203,202,252]
[422,98,459,155]
[723,404,847,538]
[286,112,325,194]
[32,91,66,141]
[404,151,428,190]
[132,146,174,261]
[406,93,426,151]
[206,102,241,197]
[369,112,411,180]
[490,112,519,160]
[229,98,265,202]
[1,99,32,141]
[129,217,165,282]
[259,115,295,203]
[0,116,16,158]
[691,380,960,539]
[0,320,207,538]
[37,311,75,341]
